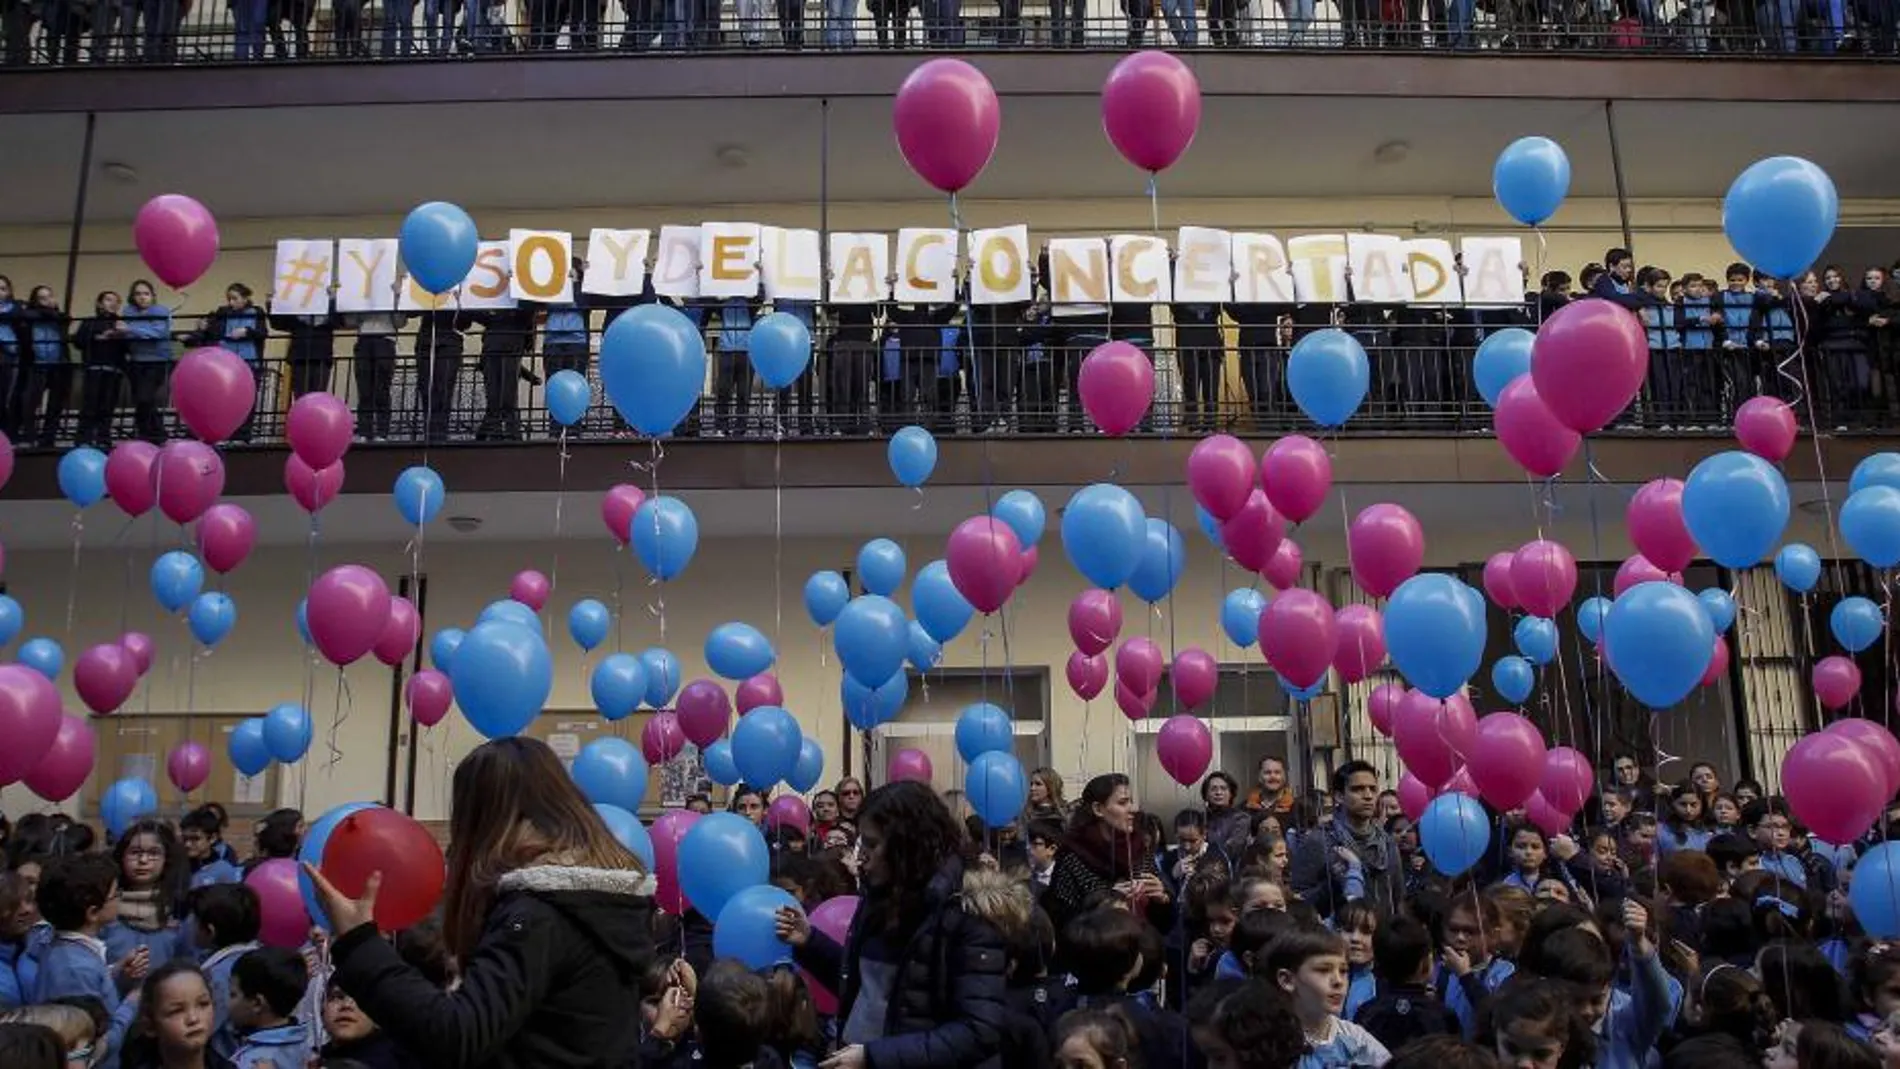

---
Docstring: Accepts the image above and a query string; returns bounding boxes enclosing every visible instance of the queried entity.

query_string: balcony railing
[0,0,1892,67]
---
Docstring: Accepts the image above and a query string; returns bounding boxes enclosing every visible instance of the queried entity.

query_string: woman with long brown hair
[306,737,654,1069]
[1042,772,1173,937]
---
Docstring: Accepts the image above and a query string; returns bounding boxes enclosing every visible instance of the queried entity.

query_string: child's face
[152,972,215,1053]
[1240,882,1286,915]
[1686,280,1709,299]
[180,828,212,862]
[323,987,376,1043]
[1534,879,1570,905]
[122,833,166,887]
[1205,904,1236,948]
[1728,273,1751,291]
[90,881,121,929]
[228,974,268,1031]
[1649,277,1671,299]
[1602,794,1630,823]
[1625,822,1657,855]
[1671,793,1702,823]
[1754,813,1792,852]
[131,284,154,308]
[1278,953,1348,1023]
[225,289,248,310]
[1764,1020,1801,1069]
[1713,797,1741,825]
[1176,825,1205,855]
[1445,906,1487,959]
[1589,834,1620,869]
[1268,840,1289,874]
[1341,923,1375,966]
[1577,984,1612,1030]
[1495,1013,1566,1069]
[1510,831,1546,873]
[1869,969,1900,1019]
[1055,1033,1114,1069]
[1029,837,1058,868]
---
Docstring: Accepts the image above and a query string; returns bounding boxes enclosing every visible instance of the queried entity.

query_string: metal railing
[0,0,1893,66]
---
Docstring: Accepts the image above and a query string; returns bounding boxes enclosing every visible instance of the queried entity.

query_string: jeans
[129,362,169,442]
[735,0,766,42]
[822,0,853,43]
[1160,0,1196,43]
[1280,0,1313,41]
[139,0,174,58]
[1048,0,1083,42]
[1444,0,1472,45]
[423,0,459,48]
[918,0,957,43]
[233,0,268,56]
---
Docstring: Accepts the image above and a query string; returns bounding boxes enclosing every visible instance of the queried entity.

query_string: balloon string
[66,511,84,642]
[612,544,627,654]
[1784,294,1849,593]
[327,666,349,774]
[551,428,570,645]
[641,439,667,647]
[774,428,784,668]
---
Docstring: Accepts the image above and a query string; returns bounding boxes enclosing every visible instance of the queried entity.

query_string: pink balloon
[372,596,421,668]
[736,674,783,715]
[1511,540,1578,619]
[1394,690,1477,789]
[1397,772,1435,821]
[1530,298,1650,434]
[1827,718,1900,800]
[1157,714,1213,786]
[603,484,647,545]
[642,712,687,765]
[285,454,345,514]
[171,347,256,444]
[1261,434,1331,524]
[1066,651,1109,700]
[246,858,311,949]
[152,440,225,525]
[1067,590,1123,656]
[1115,637,1165,695]
[1348,503,1425,598]
[1783,731,1888,844]
[405,669,454,727]
[25,716,95,801]
[166,739,209,794]
[767,795,812,836]
[307,565,393,667]
[1077,341,1156,436]
[1258,588,1336,689]
[889,749,934,784]
[1813,655,1863,710]
[1468,712,1548,811]
[1101,50,1201,173]
[196,503,256,574]
[676,679,733,748]
[1019,546,1040,582]
[1220,489,1287,574]
[1261,538,1303,591]
[1482,551,1519,611]
[1367,683,1405,737]
[105,440,159,517]
[804,894,861,1014]
[1495,374,1581,478]
[133,194,220,290]
[1115,679,1157,722]
[1701,635,1729,687]
[1525,791,1572,838]
[0,431,12,494]
[892,58,1000,195]
[1333,605,1387,684]
[1613,553,1679,597]
[119,632,155,676]
[1735,396,1798,463]
[1446,766,1479,798]
[1541,746,1594,814]
[73,645,138,717]
[946,515,1023,615]
[651,809,702,914]
[285,392,355,470]
[1187,435,1258,522]
[1627,479,1697,574]
[509,570,551,611]
[1171,647,1218,711]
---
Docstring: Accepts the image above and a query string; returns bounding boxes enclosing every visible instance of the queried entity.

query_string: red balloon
[1077,341,1156,437]
[1531,298,1650,434]
[1114,679,1157,722]
[1220,489,1286,574]
[1813,655,1863,710]
[285,454,345,514]
[509,570,551,612]
[1171,647,1219,712]
[1735,395,1798,463]
[767,795,811,836]
[73,645,138,718]
[405,669,453,727]
[1101,50,1202,173]
[372,596,421,668]
[153,440,225,525]
[1525,791,1572,838]
[1701,635,1730,687]
[1495,374,1581,478]
[1481,551,1519,610]
[677,679,733,748]
[1467,712,1548,811]
[1156,714,1213,786]
[24,715,95,802]
[888,749,934,784]
[1829,718,1900,800]
[1510,540,1578,619]
[321,807,446,932]
[1066,651,1109,701]
[105,440,159,518]
[307,565,393,667]
[602,484,647,545]
[643,712,687,765]
[1783,731,1888,844]
[119,632,155,676]
[247,858,310,948]
[1261,538,1303,591]
[1627,478,1697,574]
[735,674,783,715]
[1333,605,1387,684]
[1261,435,1332,525]
[1258,589,1336,690]
[1347,503,1424,598]
[1540,746,1594,814]
[650,809,701,915]
[286,392,354,470]
[1614,553,1679,597]
[172,347,257,444]
[166,739,210,794]
[1114,637,1165,695]
[1068,589,1123,657]
[196,503,256,574]
[892,58,1000,195]
[1393,689,1477,789]
[1397,772,1434,821]
[1187,435,1258,523]
[1367,683,1405,737]
[945,515,1022,615]
[133,194,220,290]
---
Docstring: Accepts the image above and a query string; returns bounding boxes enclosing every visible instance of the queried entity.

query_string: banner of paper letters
[269,225,1527,317]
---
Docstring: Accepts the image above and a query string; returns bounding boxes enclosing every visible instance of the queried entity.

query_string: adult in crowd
[1245,757,1295,817]
[1290,760,1401,918]
[1201,771,1252,864]
[1043,773,1174,935]
[1026,767,1069,824]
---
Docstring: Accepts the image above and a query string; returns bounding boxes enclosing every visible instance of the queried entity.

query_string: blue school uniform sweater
[1434,956,1515,1038]
[1594,951,1673,1069]
[1641,302,1680,352]
[544,305,589,349]
[37,931,138,1069]
[1344,964,1376,1021]
[1717,289,1759,348]
[1299,1016,1390,1069]
[104,918,181,967]
[16,922,50,999]
[1759,289,1796,345]
[1678,296,1717,351]
[27,313,64,363]
[123,306,174,363]
[1759,850,1807,888]
[221,308,266,363]
[719,299,753,352]
[231,1021,311,1069]
[1656,824,1711,855]
[203,940,263,1060]
[0,300,17,355]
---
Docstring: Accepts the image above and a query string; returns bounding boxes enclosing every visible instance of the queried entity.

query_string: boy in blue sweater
[1716,263,1762,410]
[227,946,310,1069]
[33,853,138,1068]
[189,883,262,1060]
[1533,903,1672,1069]
[1677,273,1720,424]
[1265,927,1389,1068]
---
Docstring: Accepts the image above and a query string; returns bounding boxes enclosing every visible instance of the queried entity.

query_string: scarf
[1330,814,1392,875]
[1065,824,1150,883]
[117,887,166,932]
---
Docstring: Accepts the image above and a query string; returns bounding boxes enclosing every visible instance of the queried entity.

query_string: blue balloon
[1722,156,1838,281]
[1832,596,1884,654]
[1843,485,1900,569]
[912,560,974,644]
[1605,582,1715,709]
[955,702,1013,763]
[1194,504,1225,551]
[567,599,611,652]
[887,425,938,488]
[805,571,851,628]
[967,751,1028,827]
[1281,677,1326,702]
[594,804,655,869]
[991,490,1046,547]
[188,593,237,648]
[295,599,312,646]
[748,312,813,390]
[706,622,775,681]
[1577,596,1612,645]
[678,812,770,922]
[393,465,446,526]
[262,702,313,763]
[546,369,592,427]
[788,737,824,794]
[1492,136,1572,227]
[430,627,465,671]
[732,705,803,787]
[907,621,942,672]
[712,884,800,968]
[842,672,908,731]
[1681,450,1788,569]
[1061,484,1147,590]
[1775,543,1822,594]
[591,653,649,721]
[1512,616,1558,666]
[479,599,540,631]
[299,801,378,929]
[640,648,682,707]
[835,595,908,686]
[16,638,61,680]
[601,303,708,437]
[703,739,741,786]
[1385,574,1487,699]
[631,496,699,580]
[857,539,908,597]
[1128,519,1186,605]
[1852,453,1900,496]
[0,595,22,646]
[1222,589,1267,648]
[1286,328,1370,427]
[572,737,648,811]
[450,621,553,739]
[57,447,107,508]
[1492,656,1535,705]
[1697,589,1737,634]
[1852,842,1900,939]
[228,719,271,776]
[151,551,205,614]
[100,778,159,840]
[1420,793,1491,876]
[1472,328,1536,407]
[399,201,479,295]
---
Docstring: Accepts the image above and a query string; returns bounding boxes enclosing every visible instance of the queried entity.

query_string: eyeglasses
[840,789,862,797]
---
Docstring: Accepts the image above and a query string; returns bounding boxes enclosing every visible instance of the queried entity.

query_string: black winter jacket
[332,864,656,1069]
[793,855,1008,1069]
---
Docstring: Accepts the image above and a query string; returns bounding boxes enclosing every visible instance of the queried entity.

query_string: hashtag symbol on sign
[278,253,328,307]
